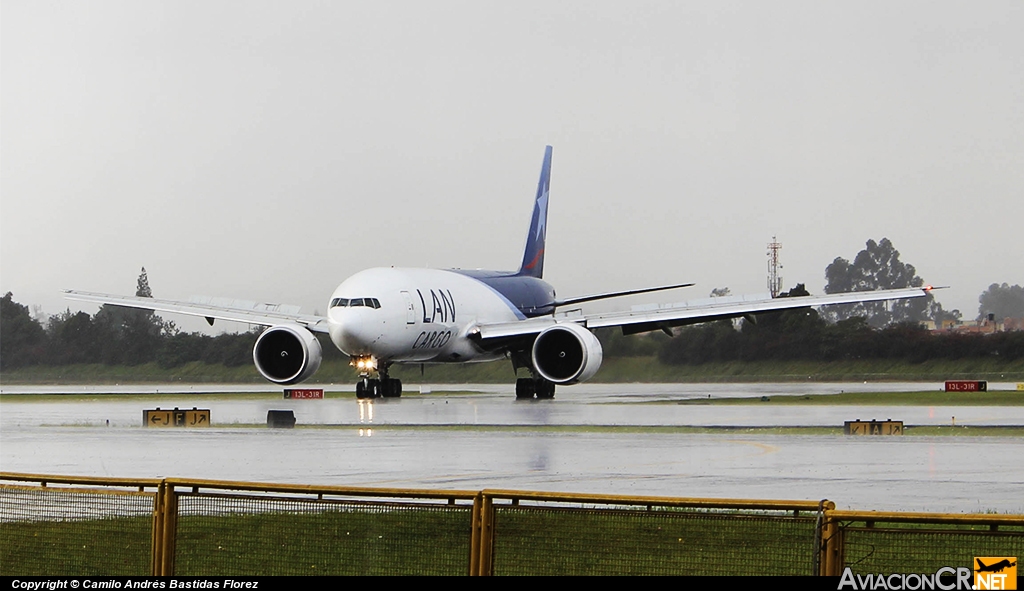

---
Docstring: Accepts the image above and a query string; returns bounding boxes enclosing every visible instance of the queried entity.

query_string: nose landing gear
[353,357,402,399]
[355,378,377,399]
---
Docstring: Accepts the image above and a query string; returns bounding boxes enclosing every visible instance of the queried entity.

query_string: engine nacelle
[253,325,323,385]
[531,323,603,384]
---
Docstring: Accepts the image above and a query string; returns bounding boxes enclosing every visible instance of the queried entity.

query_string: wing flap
[63,290,330,333]
[475,316,558,340]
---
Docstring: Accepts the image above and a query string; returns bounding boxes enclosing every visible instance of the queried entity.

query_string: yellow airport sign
[844,420,903,435]
[144,407,211,428]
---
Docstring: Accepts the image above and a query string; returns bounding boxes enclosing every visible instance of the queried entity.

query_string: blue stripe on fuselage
[453,270,556,319]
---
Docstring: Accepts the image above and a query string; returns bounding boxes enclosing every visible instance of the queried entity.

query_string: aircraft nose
[329,312,379,354]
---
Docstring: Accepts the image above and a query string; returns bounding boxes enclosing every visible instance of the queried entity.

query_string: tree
[658,319,740,365]
[93,268,169,364]
[928,300,961,325]
[46,309,103,365]
[978,283,1024,321]
[0,292,47,369]
[820,238,947,327]
[136,267,153,298]
[594,327,667,357]
[739,284,826,360]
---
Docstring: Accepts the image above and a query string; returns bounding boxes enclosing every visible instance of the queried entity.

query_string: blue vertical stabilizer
[517,146,552,278]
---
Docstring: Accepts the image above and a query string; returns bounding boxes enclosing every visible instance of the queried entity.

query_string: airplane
[65,146,935,400]
[976,559,1016,573]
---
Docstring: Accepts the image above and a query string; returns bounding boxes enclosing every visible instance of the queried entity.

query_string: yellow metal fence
[2,472,1021,576]
[822,511,1024,577]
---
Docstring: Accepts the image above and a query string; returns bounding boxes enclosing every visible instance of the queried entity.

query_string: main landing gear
[515,377,555,400]
[354,359,402,399]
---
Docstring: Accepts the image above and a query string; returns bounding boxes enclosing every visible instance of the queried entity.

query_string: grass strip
[4,357,1023,385]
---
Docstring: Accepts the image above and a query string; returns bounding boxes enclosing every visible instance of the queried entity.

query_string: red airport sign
[284,388,324,399]
[944,380,987,392]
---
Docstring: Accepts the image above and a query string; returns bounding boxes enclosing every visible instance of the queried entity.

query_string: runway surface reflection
[1,383,1021,513]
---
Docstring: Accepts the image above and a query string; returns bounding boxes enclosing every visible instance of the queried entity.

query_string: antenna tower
[767,236,783,298]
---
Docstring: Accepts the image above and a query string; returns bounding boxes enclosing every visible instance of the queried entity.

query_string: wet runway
[1,383,1022,513]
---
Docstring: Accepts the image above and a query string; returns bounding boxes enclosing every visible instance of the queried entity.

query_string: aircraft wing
[475,286,934,340]
[63,290,330,333]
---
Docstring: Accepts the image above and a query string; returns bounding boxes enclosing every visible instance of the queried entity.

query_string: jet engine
[253,325,323,385]
[531,323,603,384]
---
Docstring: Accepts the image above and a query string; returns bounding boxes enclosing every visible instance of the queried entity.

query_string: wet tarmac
[1,383,1022,513]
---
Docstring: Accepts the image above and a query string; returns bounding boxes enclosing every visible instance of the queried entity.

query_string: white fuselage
[327,267,524,363]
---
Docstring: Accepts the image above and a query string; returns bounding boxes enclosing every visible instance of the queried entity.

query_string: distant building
[920,319,958,331]
[922,316,1023,334]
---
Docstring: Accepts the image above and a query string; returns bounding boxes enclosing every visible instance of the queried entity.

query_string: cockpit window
[331,297,381,309]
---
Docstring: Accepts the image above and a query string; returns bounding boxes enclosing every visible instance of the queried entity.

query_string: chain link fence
[173,493,473,575]
[3,473,1022,576]
[827,513,1024,576]
[0,482,157,575]
[490,504,819,575]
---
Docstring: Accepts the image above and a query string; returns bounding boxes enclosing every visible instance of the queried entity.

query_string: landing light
[351,356,376,371]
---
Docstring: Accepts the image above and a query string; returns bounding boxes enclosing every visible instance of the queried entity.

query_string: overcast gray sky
[2,1,1022,333]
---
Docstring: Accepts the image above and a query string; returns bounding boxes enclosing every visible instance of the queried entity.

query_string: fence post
[469,492,482,575]
[160,484,178,576]
[819,499,835,573]
[476,492,495,576]
[821,506,841,576]
[151,480,166,576]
